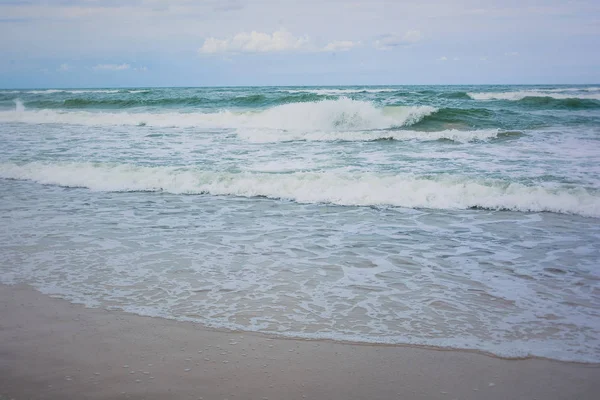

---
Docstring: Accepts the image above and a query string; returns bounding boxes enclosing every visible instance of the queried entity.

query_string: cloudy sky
[1,0,599,87]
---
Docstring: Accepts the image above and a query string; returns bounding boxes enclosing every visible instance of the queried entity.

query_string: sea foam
[284,88,399,95]
[237,128,504,143]
[22,89,125,94]
[468,90,600,101]
[0,98,436,130]
[1,162,598,217]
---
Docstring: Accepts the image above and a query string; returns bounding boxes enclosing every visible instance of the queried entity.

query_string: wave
[21,93,330,109]
[438,91,472,99]
[25,96,238,109]
[409,107,496,128]
[237,128,510,143]
[273,93,331,104]
[0,98,437,130]
[539,87,600,93]
[9,89,149,94]
[1,162,598,217]
[237,98,436,130]
[284,88,399,95]
[468,90,600,101]
[514,96,600,109]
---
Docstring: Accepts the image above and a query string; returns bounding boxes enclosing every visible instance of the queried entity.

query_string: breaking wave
[283,88,399,95]
[0,98,437,130]
[1,162,598,217]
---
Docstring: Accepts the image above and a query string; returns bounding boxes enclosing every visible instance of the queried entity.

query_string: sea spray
[14,99,25,112]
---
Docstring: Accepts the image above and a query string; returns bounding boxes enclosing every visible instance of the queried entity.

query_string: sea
[0,85,599,363]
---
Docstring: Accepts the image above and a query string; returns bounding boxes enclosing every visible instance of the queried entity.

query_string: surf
[236,128,511,143]
[468,90,600,101]
[0,98,438,130]
[1,162,598,217]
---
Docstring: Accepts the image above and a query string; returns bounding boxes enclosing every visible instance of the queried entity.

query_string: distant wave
[20,93,330,109]
[0,98,437,130]
[514,96,600,109]
[438,91,472,99]
[1,162,598,217]
[25,96,247,109]
[283,88,399,95]
[5,89,150,94]
[468,90,600,101]
[542,87,600,93]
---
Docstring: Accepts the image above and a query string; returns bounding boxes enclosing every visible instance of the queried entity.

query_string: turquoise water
[1,85,599,362]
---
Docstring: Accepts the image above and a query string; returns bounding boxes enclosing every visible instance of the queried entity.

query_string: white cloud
[402,30,423,43]
[504,51,519,56]
[199,29,310,54]
[134,66,148,72]
[438,56,460,61]
[322,40,360,52]
[2,1,598,85]
[373,30,422,50]
[93,63,131,71]
[57,63,71,72]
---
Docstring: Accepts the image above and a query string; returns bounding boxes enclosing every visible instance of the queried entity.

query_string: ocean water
[0,85,599,362]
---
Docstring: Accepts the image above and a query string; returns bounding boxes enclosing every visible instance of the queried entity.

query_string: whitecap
[1,162,598,217]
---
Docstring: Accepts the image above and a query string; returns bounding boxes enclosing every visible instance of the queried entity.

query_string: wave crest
[468,90,600,101]
[240,98,436,131]
[283,88,399,95]
[1,162,598,217]
[0,98,437,130]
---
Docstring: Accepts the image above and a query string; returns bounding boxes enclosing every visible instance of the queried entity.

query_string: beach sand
[1,284,598,400]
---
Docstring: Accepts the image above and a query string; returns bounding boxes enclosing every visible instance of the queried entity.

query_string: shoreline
[15,284,599,366]
[1,283,599,400]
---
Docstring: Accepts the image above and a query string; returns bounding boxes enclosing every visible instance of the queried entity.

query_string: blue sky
[1,0,599,88]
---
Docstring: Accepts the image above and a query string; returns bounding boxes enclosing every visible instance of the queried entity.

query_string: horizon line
[2,83,599,90]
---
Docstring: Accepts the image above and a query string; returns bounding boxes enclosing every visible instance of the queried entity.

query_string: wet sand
[1,283,599,400]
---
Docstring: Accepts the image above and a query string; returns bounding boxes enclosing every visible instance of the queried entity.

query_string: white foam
[544,87,600,93]
[233,99,435,131]
[2,89,151,94]
[468,90,600,101]
[14,99,25,112]
[23,89,122,94]
[1,162,598,217]
[0,98,436,130]
[284,88,399,95]
[237,128,502,143]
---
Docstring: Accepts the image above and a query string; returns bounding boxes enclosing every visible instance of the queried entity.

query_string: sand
[0,284,598,400]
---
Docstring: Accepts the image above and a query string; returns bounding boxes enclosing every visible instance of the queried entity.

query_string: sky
[0,0,599,87]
